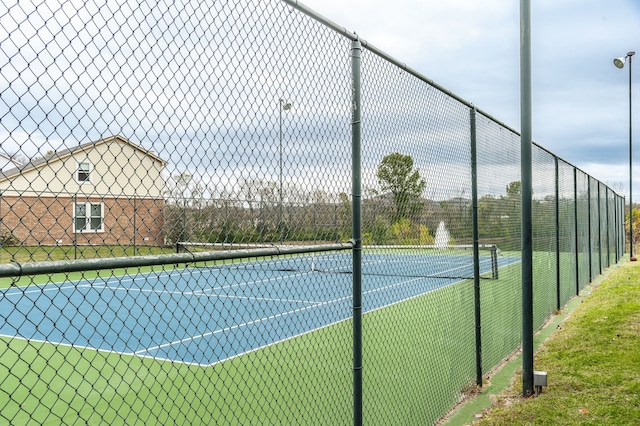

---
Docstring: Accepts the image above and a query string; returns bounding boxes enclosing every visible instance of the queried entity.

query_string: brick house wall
[1,195,164,246]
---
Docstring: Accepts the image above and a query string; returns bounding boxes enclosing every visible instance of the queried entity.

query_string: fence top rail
[0,241,355,278]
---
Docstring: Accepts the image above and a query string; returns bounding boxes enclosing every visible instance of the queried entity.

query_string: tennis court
[0,249,519,366]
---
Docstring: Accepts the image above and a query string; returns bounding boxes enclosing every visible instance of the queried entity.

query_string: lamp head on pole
[280,98,292,111]
[614,51,635,69]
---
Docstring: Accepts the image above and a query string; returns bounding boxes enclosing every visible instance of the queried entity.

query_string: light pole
[279,98,292,242]
[614,51,637,261]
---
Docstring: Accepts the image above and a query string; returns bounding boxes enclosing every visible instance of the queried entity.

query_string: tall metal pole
[470,107,483,386]
[614,51,636,260]
[278,99,292,242]
[520,0,534,398]
[555,157,560,311]
[629,53,636,261]
[351,37,363,426]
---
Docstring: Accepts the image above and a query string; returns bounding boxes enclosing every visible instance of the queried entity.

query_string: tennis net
[178,242,500,281]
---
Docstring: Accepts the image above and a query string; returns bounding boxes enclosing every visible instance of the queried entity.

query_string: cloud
[302,0,640,199]
[2,0,639,204]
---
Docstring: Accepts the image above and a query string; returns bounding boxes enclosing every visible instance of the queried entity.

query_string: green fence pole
[574,168,580,294]
[133,196,137,255]
[555,157,561,310]
[520,0,534,398]
[470,106,482,386]
[598,184,602,274]
[617,196,620,259]
[619,196,623,260]
[587,178,592,282]
[604,187,611,268]
[351,36,363,426]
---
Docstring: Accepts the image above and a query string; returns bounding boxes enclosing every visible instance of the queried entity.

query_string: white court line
[135,265,464,361]
[142,269,478,367]
[361,257,486,278]
[89,283,315,305]
[134,291,352,357]
[0,333,136,356]
[1,283,90,297]
[89,268,325,305]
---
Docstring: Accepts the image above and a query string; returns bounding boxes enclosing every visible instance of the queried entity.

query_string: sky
[1,0,639,202]
[301,0,640,200]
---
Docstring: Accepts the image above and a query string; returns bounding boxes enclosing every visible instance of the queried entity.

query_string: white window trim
[73,201,104,233]
[76,161,92,184]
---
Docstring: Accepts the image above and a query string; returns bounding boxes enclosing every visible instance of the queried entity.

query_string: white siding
[0,139,165,198]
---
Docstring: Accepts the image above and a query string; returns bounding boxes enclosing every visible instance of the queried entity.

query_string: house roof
[0,152,23,171]
[0,135,167,181]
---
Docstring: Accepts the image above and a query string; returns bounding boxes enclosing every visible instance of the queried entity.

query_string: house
[0,135,167,246]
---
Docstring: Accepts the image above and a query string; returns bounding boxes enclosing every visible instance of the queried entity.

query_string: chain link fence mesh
[0,0,626,424]
[474,112,522,376]
[359,48,477,424]
[558,159,578,307]
[531,147,557,330]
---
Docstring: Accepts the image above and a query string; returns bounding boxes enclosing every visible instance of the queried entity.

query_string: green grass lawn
[0,244,175,264]
[472,258,640,425]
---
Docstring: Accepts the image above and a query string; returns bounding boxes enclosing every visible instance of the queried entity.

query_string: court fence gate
[0,0,626,424]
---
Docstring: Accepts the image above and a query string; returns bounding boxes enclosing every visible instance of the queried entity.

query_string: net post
[491,245,499,280]
[350,36,363,426]
[470,106,483,386]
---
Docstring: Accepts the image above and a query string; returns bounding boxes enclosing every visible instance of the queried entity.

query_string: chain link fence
[0,0,625,424]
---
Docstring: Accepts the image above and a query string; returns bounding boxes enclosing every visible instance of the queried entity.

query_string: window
[74,202,103,232]
[76,161,91,183]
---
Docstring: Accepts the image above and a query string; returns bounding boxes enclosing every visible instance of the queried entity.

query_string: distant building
[0,135,166,246]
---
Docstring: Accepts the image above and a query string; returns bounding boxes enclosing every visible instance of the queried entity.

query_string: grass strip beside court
[469,258,640,425]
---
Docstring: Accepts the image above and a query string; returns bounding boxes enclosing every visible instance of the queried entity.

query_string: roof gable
[0,135,166,181]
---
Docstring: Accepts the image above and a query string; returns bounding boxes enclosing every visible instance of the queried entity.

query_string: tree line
[162,153,612,252]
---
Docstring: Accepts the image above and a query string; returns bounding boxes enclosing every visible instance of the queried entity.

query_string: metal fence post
[351,36,363,426]
[555,157,561,310]
[619,196,623,260]
[587,178,592,282]
[597,184,602,274]
[574,168,580,294]
[614,196,618,261]
[470,106,482,386]
[133,196,137,255]
[606,187,610,267]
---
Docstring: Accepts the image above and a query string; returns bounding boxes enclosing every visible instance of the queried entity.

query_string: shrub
[0,227,19,246]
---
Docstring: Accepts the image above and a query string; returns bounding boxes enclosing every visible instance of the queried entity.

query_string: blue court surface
[0,252,520,366]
